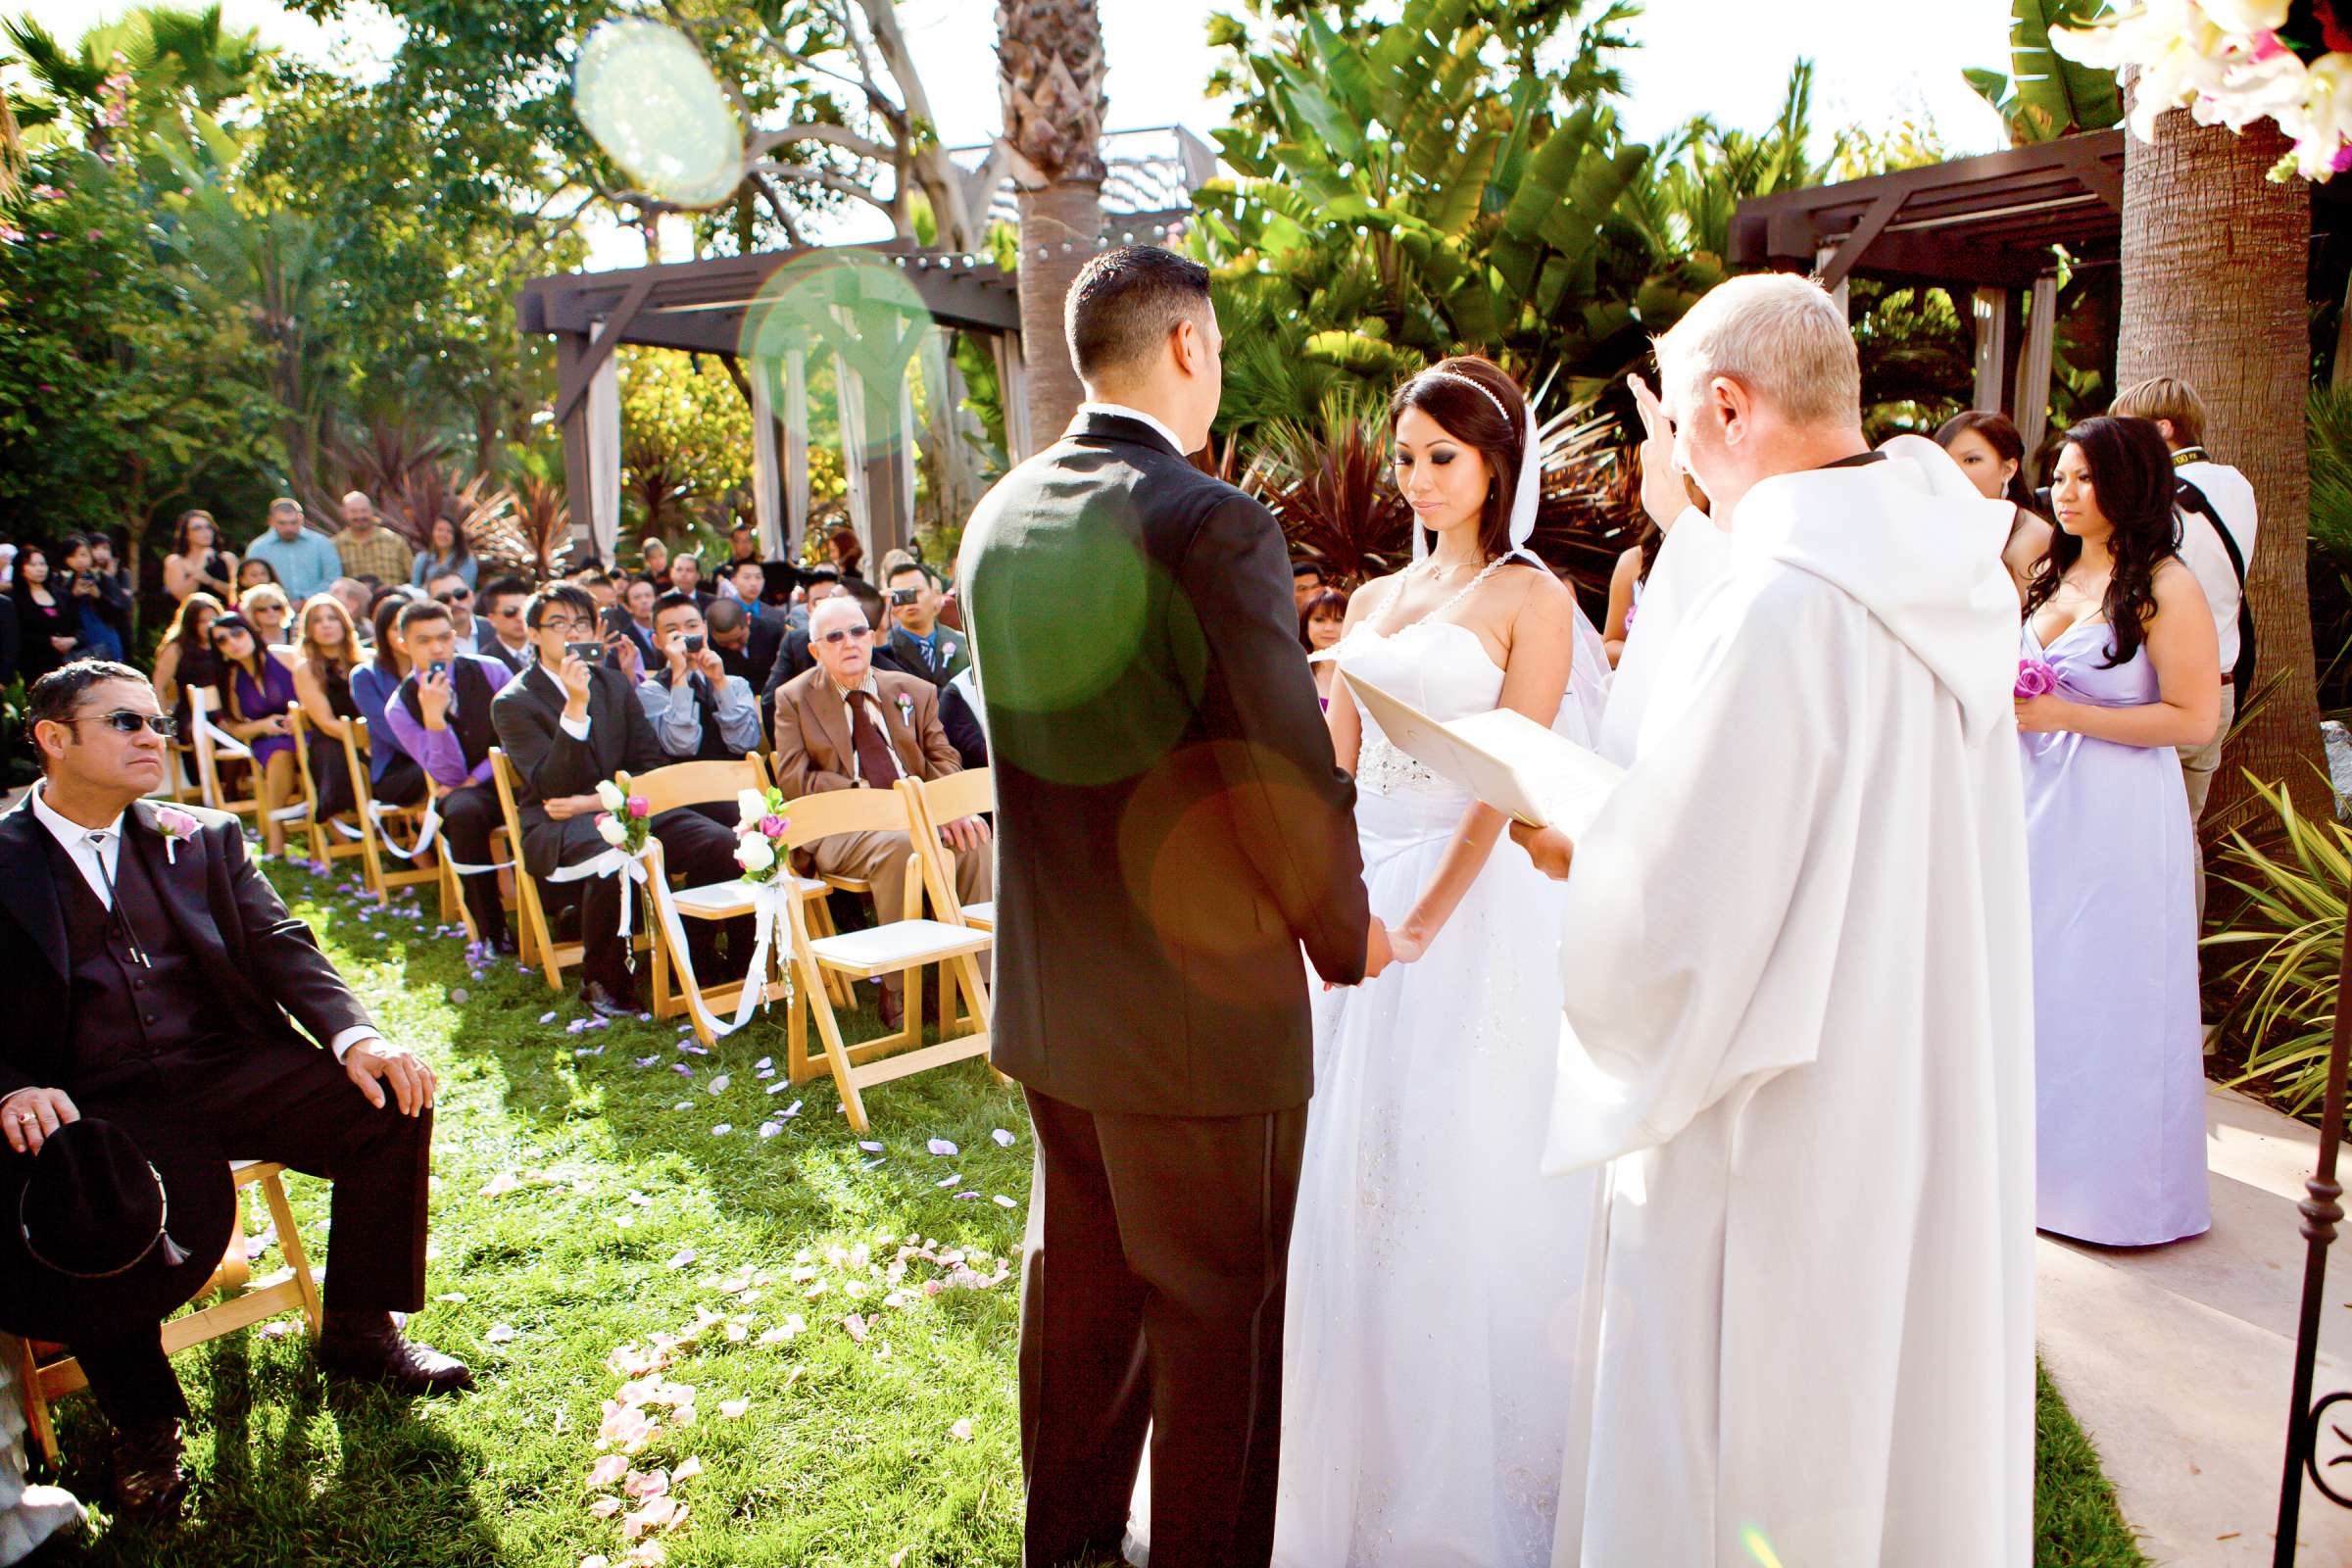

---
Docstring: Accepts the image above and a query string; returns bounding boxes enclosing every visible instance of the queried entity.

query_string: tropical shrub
[2205,775,2352,1118]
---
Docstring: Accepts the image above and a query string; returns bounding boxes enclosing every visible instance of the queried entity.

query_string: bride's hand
[1509,819,1575,881]
[1386,923,1429,965]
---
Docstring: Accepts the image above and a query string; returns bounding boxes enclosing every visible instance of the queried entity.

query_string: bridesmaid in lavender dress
[2016,416,2220,1247]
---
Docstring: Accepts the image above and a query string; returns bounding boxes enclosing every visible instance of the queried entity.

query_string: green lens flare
[574,21,742,211]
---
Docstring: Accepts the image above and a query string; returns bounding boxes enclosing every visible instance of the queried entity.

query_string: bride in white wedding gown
[1128,357,1607,1568]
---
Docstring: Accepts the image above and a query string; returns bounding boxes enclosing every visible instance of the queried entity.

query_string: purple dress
[2020,616,2210,1247]
[231,659,299,768]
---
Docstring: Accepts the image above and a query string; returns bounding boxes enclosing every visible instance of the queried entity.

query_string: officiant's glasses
[71,710,178,740]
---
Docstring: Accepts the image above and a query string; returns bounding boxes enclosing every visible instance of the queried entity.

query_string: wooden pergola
[1731,129,2126,469]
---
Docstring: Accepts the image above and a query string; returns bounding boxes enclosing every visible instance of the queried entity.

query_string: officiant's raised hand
[1630,373,1695,528]
[1508,819,1574,881]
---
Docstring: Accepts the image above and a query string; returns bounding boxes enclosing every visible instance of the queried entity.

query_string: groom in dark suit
[960,246,1387,1568]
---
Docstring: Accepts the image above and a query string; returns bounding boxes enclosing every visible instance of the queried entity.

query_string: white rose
[737,787,769,822]
[595,779,627,814]
[2201,0,2288,33]
[735,835,776,873]
[595,812,628,847]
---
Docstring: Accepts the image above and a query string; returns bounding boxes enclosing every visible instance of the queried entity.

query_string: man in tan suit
[773,595,992,1028]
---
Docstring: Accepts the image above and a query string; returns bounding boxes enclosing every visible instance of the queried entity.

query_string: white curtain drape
[835,350,871,563]
[586,338,622,566]
[751,360,781,558]
[784,347,809,563]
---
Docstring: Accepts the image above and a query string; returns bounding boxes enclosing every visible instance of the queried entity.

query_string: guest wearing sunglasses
[425,572,479,642]
[237,582,295,649]
[473,575,534,674]
[210,613,299,856]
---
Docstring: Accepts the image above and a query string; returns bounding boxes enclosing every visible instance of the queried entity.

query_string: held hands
[343,1037,437,1116]
[0,1087,79,1155]
[2013,694,2073,734]
[1509,819,1575,881]
[1328,916,1398,991]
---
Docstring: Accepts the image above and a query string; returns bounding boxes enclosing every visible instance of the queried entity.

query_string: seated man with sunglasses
[425,571,478,643]
[0,661,469,1523]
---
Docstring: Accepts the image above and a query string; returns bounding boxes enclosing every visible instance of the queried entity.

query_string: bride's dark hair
[2021,415,2180,668]
[1388,355,1533,566]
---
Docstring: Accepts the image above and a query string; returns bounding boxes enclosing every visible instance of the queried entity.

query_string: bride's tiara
[1408,368,1514,429]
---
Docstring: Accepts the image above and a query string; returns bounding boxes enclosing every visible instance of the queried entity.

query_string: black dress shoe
[876,985,903,1032]
[582,980,638,1018]
[316,1315,475,1397]
[489,927,518,957]
[111,1417,187,1524]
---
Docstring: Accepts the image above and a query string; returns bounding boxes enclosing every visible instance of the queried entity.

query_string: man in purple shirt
[383,601,514,954]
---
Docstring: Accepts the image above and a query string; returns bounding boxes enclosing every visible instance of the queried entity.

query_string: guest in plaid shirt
[332,492,416,585]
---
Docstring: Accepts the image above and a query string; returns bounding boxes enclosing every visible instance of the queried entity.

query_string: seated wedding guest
[210,612,299,855]
[163,509,237,606]
[638,592,762,762]
[772,594,989,1030]
[576,566,619,614]
[1936,409,2052,601]
[86,535,129,597]
[828,524,865,581]
[408,515,477,592]
[491,584,746,1015]
[1292,559,1326,612]
[615,575,660,665]
[1601,523,1663,667]
[59,536,126,662]
[148,591,222,735]
[638,535,671,590]
[474,574,533,673]
[725,522,762,571]
[291,595,368,822]
[0,661,468,1523]
[242,498,340,605]
[883,561,968,688]
[704,595,778,692]
[425,570,478,647]
[327,577,374,638]
[668,551,711,611]
[718,556,770,612]
[381,601,514,954]
[939,664,987,771]
[236,557,278,594]
[2112,374,2259,897]
[786,564,844,632]
[1298,586,1348,708]
[348,596,427,809]
[238,581,295,648]
[12,547,83,689]
[2019,414,2217,1249]
[332,491,415,586]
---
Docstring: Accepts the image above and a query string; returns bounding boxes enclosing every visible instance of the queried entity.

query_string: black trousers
[572,806,745,998]
[1016,1088,1307,1568]
[65,1035,434,1429]
[437,781,509,947]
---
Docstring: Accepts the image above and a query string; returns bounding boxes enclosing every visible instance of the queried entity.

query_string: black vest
[680,674,733,761]
[41,828,223,1078]
[399,657,499,773]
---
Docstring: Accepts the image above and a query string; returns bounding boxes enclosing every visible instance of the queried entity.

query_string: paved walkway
[2039,1086,2352,1565]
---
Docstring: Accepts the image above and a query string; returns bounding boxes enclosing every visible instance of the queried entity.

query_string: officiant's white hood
[1733,433,2021,741]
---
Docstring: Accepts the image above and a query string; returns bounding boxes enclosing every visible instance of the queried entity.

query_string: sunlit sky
[14,0,2016,270]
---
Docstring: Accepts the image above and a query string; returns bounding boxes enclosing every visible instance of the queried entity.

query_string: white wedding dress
[1128,568,1602,1567]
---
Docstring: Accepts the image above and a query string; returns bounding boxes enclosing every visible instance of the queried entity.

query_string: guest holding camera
[637,592,762,762]
[882,562,968,688]
[349,595,428,809]
[380,601,514,955]
[0,661,467,1525]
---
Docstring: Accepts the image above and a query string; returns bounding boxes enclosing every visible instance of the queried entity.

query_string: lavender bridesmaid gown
[2020,616,2210,1247]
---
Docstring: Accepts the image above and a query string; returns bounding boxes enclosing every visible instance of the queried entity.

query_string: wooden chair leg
[788,982,811,1085]
[797,951,868,1132]
[259,1172,323,1335]
[12,1335,57,1472]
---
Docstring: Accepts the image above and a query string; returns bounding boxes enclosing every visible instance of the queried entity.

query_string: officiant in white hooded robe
[1514,273,2035,1567]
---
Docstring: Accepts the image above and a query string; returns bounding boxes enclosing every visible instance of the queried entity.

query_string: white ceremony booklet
[1341,669,1624,836]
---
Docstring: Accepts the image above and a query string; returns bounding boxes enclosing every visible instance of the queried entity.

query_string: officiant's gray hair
[1651,272,1860,428]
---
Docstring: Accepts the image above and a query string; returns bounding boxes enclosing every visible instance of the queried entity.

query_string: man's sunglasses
[814,625,872,646]
[435,588,471,604]
[71,710,178,739]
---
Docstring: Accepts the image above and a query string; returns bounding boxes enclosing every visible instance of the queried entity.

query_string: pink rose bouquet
[2014,659,2057,700]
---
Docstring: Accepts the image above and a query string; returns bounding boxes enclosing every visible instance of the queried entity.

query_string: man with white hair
[1511,272,2035,1566]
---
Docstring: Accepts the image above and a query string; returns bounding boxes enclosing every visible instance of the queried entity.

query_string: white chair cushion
[671,875,825,920]
[808,918,991,976]
[960,900,996,930]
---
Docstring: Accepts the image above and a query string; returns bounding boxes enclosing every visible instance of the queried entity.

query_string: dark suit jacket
[0,798,372,1101]
[958,410,1369,1117]
[882,624,971,690]
[489,662,669,878]
[474,622,529,674]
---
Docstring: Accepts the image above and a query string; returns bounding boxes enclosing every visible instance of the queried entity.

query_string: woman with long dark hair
[150,590,224,728]
[1297,585,1349,708]
[2017,414,2219,1248]
[1600,519,1667,666]
[347,593,427,808]
[11,546,81,685]
[293,595,368,820]
[163,509,237,604]
[211,612,301,855]
[409,514,477,591]
[1936,410,2052,601]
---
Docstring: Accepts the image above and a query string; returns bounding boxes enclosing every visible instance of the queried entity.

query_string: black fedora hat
[0,1119,234,1344]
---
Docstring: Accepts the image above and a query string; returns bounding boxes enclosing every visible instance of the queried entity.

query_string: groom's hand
[1362,916,1395,980]
[1509,820,1575,881]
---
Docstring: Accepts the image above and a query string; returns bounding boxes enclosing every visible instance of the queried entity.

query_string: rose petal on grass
[485,1323,517,1344]
[754,1056,772,1071]
[994,1195,1018,1208]
[710,1124,732,1137]
[588,1497,622,1520]
[540,1011,558,1024]
[481,1172,523,1198]
[949,1417,973,1443]
[671,1455,703,1484]
[708,1075,730,1094]
[587,1454,630,1488]
[666,1249,697,1270]
[993,1128,1015,1147]
[857,1140,883,1152]
[718,1398,749,1420]
[843,1313,868,1344]
[927,1138,958,1156]
[758,1121,782,1139]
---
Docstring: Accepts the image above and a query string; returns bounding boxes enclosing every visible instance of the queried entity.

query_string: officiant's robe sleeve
[1546,568,1860,1172]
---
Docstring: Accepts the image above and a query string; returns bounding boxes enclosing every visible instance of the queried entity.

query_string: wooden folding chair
[186,685,261,824]
[489,748,584,989]
[776,787,993,1133]
[346,718,441,906]
[897,770,996,1034]
[288,704,369,876]
[14,1162,323,1469]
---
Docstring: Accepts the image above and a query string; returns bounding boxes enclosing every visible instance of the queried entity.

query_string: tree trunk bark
[2117,97,2319,828]
[1012,181,1100,452]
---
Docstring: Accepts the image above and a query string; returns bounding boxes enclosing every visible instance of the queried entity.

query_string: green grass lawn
[24,858,2145,1567]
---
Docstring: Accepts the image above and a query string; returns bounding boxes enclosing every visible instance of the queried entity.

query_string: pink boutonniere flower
[894,692,914,728]
[154,805,199,864]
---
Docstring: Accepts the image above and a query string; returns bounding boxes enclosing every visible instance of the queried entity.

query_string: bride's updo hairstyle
[1388,355,1531,565]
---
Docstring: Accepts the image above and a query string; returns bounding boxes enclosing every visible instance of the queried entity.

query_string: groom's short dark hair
[1064,245,1212,383]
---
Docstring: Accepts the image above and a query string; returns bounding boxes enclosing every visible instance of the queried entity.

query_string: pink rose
[155,806,199,838]
[2014,659,2057,699]
[626,796,651,818]
[760,813,788,838]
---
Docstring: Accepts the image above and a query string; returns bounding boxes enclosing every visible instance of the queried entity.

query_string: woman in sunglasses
[211,612,300,855]
[238,582,295,648]
[11,546,84,687]
[409,514,478,592]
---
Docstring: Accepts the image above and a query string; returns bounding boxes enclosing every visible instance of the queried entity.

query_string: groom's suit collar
[1068,403,1191,462]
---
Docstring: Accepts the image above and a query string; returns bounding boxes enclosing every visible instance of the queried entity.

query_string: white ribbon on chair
[363,798,513,874]
[670,878,797,1040]
[547,840,655,945]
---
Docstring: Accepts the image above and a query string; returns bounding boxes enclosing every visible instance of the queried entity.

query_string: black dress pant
[437,781,509,947]
[1016,1088,1307,1568]
[64,1034,434,1429]
[574,806,745,998]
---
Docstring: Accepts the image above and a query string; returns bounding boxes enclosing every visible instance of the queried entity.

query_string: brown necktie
[848,690,900,786]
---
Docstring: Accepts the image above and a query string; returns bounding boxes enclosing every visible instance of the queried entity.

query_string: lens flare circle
[574,20,742,210]
[739,249,942,464]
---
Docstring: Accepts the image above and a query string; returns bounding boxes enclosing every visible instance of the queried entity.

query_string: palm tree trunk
[2117,95,2320,827]
[998,0,1106,456]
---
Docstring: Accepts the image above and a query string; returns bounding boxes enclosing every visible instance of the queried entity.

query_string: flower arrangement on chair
[594,776,651,855]
[732,787,792,883]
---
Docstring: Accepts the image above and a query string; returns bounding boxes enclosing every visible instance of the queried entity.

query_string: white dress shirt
[827,672,905,784]
[2174,456,2260,673]
[1078,401,1192,458]
[27,782,375,1062]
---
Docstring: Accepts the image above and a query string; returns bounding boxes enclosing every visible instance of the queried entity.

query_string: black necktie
[849,691,899,786]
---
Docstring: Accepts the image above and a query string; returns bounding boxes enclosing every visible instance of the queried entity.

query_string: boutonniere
[894,691,914,728]
[154,805,200,864]
[940,639,956,662]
